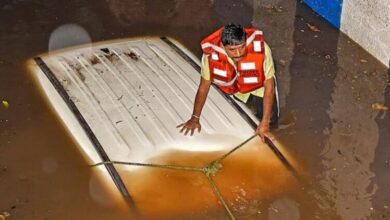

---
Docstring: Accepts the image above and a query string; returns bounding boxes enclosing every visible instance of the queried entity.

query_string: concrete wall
[303,0,390,68]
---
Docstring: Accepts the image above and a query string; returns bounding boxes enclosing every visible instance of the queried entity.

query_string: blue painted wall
[303,0,343,28]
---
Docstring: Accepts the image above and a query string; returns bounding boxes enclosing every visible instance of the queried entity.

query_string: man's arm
[256,77,275,141]
[177,77,211,135]
[256,41,276,141]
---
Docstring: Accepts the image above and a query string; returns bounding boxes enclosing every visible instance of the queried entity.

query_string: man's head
[221,24,247,62]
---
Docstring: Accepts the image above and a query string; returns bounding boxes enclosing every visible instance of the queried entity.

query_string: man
[177,24,279,141]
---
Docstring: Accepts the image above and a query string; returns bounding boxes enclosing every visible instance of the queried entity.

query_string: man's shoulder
[263,42,273,56]
[201,54,210,62]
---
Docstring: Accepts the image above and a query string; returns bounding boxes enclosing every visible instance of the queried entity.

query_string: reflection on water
[316,33,383,219]
[48,24,92,52]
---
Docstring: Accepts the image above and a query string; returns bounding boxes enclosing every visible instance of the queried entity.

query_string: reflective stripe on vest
[240,62,256,70]
[213,68,227,77]
[201,42,226,55]
[211,53,219,60]
[213,75,237,87]
[243,77,259,84]
[253,41,262,52]
[246,30,263,46]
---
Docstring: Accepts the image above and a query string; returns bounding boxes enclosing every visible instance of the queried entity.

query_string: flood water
[0,0,389,219]
[120,136,300,220]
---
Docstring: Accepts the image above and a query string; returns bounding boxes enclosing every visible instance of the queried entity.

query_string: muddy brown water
[0,0,389,219]
[120,137,301,220]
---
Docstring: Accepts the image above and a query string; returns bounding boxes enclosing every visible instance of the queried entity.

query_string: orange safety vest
[201,27,266,94]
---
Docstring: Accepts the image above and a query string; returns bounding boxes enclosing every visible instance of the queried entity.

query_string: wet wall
[303,0,390,67]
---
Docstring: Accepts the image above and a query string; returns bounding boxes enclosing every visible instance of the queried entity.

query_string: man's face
[223,42,247,62]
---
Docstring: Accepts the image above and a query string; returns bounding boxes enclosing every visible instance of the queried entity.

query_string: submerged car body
[28,37,298,218]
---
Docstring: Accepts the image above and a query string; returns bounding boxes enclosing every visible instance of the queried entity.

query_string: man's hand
[256,121,274,142]
[177,117,201,136]
[177,77,210,136]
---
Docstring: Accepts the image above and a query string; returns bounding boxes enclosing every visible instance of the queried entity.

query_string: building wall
[303,0,390,67]
[303,0,343,28]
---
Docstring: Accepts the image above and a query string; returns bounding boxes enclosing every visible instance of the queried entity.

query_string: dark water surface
[0,0,389,219]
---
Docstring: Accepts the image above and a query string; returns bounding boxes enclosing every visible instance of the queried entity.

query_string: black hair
[221,24,246,46]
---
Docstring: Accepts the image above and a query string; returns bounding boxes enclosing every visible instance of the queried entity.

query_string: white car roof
[30,37,259,165]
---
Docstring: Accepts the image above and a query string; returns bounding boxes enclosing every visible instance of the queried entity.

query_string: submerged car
[28,37,298,219]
